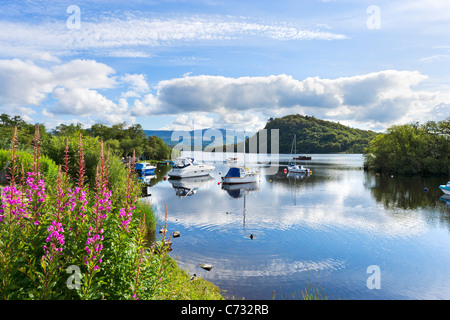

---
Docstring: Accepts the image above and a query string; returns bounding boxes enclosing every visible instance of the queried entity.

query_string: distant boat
[168,157,215,179]
[226,157,238,162]
[288,135,311,174]
[293,155,311,161]
[439,181,450,195]
[134,162,156,176]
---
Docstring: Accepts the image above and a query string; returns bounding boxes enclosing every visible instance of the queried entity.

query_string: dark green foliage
[1,115,173,162]
[229,114,379,154]
[364,118,450,176]
[52,122,172,161]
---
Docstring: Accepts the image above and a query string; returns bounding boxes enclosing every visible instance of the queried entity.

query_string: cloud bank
[0,58,446,131]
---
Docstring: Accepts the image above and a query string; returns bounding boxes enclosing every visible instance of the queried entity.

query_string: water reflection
[440,195,450,207]
[364,173,450,230]
[169,175,214,198]
[145,153,450,300]
[222,182,259,199]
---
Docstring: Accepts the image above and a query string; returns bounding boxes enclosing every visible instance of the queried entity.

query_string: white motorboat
[439,181,450,195]
[168,157,215,179]
[221,166,259,184]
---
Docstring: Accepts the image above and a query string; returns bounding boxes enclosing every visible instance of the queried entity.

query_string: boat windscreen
[225,167,241,178]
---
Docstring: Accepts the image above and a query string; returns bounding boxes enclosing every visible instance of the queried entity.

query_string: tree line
[363,118,450,176]
[222,114,379,154]
[0,114,172,186]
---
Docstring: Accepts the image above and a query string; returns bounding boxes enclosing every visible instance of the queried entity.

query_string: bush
[364,118,450,176]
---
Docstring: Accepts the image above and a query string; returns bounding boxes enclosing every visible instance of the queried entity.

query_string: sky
[0,0,449,133]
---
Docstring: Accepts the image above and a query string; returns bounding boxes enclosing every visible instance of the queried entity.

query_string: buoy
[218,182,221,185]
[250,233,254,240]
[284,168,287,173]
[163,176,167,181]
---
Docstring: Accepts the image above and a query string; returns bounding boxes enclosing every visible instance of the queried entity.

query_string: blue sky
[0,0,449,132]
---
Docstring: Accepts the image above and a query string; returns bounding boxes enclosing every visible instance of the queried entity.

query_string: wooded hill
[233,114,379,154]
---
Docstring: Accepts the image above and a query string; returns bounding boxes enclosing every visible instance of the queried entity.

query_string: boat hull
[221,173,258,184]
[135,168,156,176]
[288,168,308,174]
[440,186,450,195]
[168,167,214,179]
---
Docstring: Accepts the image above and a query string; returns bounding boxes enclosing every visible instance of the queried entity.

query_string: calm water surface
[146,153,450,300]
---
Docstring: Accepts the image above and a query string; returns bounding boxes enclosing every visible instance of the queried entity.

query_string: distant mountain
[144,128,249,150]
[145,115,379,154]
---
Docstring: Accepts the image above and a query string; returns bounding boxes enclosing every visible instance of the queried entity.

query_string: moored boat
[168,157,215,179]
[439,181,450,195]
[293,155,312,161]
[288,163,310,174]
[288,135,310,174]
[221,166,259,184]
[134,162,156,176]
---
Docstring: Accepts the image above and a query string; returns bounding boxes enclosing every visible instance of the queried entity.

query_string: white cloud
[121,73,150,93]
[51,87,118,116]
[0,59,53,106]
[51,59,117,89]
[0,16,347,59]
[0,58,130,124]
[149,71,439,131]
[129,70,439,130]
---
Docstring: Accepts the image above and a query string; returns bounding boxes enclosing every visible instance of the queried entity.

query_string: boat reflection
[221,182,259,199]
[138,174,157,185]
[138,175,156,198]
[440,195,450,207]
[287,171,310,180]
[222,182,259,229]
[168,175,214,198]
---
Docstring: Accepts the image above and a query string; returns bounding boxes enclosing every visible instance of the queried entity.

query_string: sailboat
[288,135,310,174]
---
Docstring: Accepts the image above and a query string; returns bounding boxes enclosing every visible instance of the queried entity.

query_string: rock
[198,263,213,271]
[173,231,180,238]
[159,228,168,234]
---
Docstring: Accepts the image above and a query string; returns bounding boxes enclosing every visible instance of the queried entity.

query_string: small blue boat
[134,162,156,176]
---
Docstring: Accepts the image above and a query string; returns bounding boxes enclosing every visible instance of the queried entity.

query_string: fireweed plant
[0,127,171,300]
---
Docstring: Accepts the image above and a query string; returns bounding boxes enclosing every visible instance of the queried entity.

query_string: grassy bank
[155,256,225,300]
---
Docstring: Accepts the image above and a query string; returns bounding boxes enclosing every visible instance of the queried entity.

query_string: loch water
[145,152,450,300]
